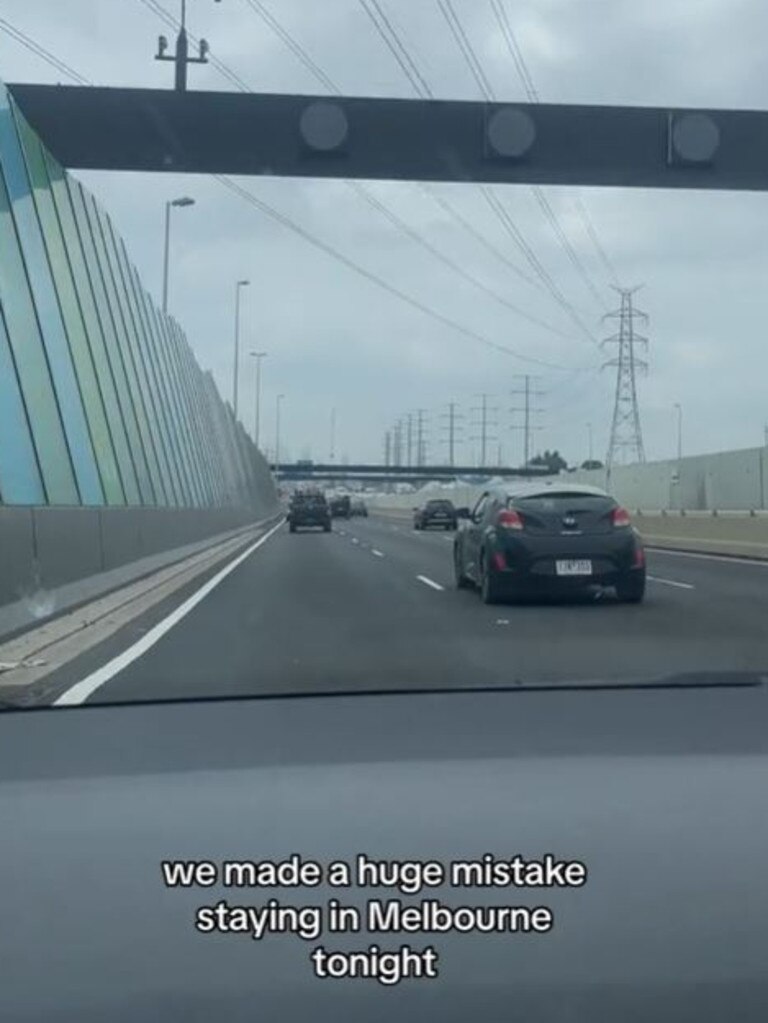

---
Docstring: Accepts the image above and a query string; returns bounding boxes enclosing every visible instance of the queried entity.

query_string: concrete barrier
[0,503,278,612]
[633,513,768,559]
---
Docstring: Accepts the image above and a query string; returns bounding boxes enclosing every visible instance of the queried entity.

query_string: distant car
[329,495,352,519]
[414,499,458,531]
[453,482,646,604]
[350,498,368,517]
[287,493,331,533]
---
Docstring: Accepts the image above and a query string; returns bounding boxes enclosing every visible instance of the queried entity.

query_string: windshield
[0,0,766,707]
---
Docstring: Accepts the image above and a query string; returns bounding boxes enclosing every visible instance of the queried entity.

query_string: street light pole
[250,351,267,448]
[674,403,683,461]
[587,421,593,462]
[275,394,285,467]
[232,279,250,419]
[162,196,195,314]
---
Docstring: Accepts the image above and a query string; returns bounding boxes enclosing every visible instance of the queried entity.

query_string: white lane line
[338,530,347,536]
[417,575,445,592]
[442,536,454,543]
[372,549,385,558]
[54,519,285,707]
[351,537,359,545]
[647,546,768,567]
[647,575,695,590]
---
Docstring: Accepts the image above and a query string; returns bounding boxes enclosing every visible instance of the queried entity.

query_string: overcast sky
[1,0,767,466]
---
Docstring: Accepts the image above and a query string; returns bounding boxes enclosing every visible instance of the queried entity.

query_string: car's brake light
[497,509,524,530]
[634,545,645,567]
[612,506,631,528]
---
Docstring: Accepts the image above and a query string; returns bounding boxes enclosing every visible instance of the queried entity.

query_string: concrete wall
[369,446,768,514]
[559,448,768,512]
[0,503,278,609]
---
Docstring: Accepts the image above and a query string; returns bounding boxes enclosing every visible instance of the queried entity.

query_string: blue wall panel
[0,87,102,504]
[0,77,272,515]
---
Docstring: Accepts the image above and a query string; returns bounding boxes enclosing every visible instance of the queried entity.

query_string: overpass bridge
[271,463,552,483]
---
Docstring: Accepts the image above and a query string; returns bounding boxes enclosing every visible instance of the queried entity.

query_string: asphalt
[31,511,768,705]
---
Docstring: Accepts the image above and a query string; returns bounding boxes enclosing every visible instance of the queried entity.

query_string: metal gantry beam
[8,85,768,191]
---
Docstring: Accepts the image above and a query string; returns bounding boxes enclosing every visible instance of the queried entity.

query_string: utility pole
[384,431,392,467]
[162,196,195,314]
[250,351,267,448]
[414,409,428,467]
[154,0,221,93]
[674,403,683,461]
[441,402,462,467]
[471,394,498,468]
[329,408,336,462]
[393,420,403,467]
[232,279,249,420]
[603,286,648,475]
[406,413,414,467]
[510,375,545,467]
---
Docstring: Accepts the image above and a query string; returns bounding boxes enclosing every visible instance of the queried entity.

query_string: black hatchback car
[287,493,331,533]
[414,498,458,530]
[453,482,645,604]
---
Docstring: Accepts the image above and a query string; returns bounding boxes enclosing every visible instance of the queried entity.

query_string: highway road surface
[30,512,768,705]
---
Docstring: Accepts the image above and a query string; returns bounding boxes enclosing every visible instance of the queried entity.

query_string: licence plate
[556,559,592,576]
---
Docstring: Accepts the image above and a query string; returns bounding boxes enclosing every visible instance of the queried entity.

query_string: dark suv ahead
[453,482,645,604]
[330,495,352,519]
[414,499,458,530]
[287,493,331,533]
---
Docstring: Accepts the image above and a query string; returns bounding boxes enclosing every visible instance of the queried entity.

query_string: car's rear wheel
[480,552,505,605]
[616,571,645,603]
[289,523,297,533]
[454,547,473,590]
[324,523,331,533]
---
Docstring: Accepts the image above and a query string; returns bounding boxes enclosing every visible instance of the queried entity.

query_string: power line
[489,0,619,296]
[572,195,621,289]
[241,0,340,94]
[434,2,607,326]
[531,187,606,308]
[347,181,579,343]
[236,0,599,357]
[481,186,599,347]
[131,1,588,370]
[215,175,585,371]
[437,0,495,101]
[489,0,538,101]
[0,15,92,85]
[418,184,542,294]
[358,0,433,98]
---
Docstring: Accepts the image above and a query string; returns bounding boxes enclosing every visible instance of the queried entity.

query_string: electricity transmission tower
[510,375,545,467]
[393,419,404,467]
[471,394,498,467]
[603,286,648,473]
[414,409,428,466]
[441,402,463,467]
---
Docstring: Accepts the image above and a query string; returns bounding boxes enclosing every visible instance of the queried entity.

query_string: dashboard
[1,679,767,1022]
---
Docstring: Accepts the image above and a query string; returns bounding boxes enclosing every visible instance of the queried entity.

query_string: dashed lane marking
[647,575,695,590]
